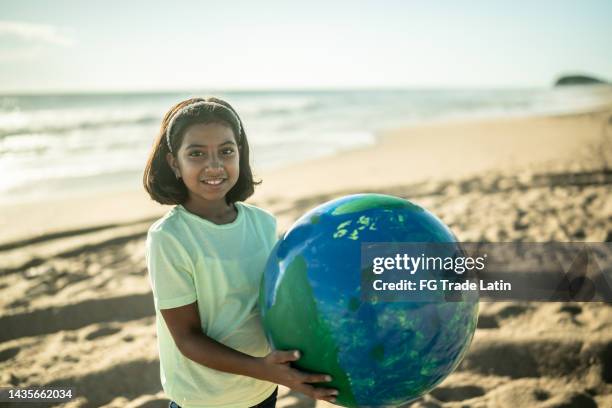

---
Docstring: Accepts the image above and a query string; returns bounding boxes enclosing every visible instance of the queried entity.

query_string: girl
[143,97,337,408]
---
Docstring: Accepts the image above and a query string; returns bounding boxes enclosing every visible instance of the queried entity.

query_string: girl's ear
[166,152,181,179]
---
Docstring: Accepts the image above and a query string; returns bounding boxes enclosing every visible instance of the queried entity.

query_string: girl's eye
[188,151,204,157]
[222,148,235,155]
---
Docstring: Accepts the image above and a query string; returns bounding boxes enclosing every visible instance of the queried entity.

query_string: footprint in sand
[559,304,582,316]
[0,346,20,362]
[85,325,122,340]
[7,299,29,309]
[429,385,486,402]
[497,304,531,319]
[63,355,80,363]
[476,314,499,329]
[533,389,550,401]
[3,373,23,386]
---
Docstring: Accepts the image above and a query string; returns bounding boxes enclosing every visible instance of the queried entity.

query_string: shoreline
[253,105,611,203]
[1,105,611,246]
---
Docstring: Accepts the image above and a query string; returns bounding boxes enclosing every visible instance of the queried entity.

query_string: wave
[238,97,323,117]
[0,113,161,139]
[0,98,323,138]
[254,101,322,116]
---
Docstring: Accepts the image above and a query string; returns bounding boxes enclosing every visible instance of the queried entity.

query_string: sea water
[1,86,611,204]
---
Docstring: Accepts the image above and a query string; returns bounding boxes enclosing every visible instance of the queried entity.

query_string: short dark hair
[143,96,261,205]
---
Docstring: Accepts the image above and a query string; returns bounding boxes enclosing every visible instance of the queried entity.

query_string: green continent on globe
[260,255,358,407]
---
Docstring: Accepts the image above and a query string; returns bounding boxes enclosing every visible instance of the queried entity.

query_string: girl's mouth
[201,178,226,186]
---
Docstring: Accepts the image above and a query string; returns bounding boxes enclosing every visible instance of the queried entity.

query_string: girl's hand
[259,350,338,403]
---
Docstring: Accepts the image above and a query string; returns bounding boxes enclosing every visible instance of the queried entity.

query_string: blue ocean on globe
[260,194,479,407]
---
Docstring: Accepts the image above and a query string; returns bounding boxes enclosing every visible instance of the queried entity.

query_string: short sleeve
[146,230,197,310]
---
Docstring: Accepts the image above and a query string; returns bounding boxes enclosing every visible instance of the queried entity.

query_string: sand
[1,106,611,407]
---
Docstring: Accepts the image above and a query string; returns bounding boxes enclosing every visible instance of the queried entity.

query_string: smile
[201,178,226,185]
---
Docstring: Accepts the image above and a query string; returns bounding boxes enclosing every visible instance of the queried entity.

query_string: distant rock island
[554,74,608,86]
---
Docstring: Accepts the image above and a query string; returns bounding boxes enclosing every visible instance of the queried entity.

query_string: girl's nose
[205,155,223,172]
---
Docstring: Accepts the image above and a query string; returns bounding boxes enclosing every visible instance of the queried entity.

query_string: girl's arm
[161,302,338,403]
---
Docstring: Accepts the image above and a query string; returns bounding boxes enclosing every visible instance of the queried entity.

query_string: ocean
[1,87,611,204]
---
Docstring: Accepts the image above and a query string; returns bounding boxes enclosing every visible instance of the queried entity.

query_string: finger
[313,387,339,400]
[272,350,301,363]
[303,373,333,383]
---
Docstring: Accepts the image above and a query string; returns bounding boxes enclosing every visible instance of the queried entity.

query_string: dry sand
[1,107,611,407]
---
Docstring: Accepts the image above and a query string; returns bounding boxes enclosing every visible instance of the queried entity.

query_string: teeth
[203,179,224,185]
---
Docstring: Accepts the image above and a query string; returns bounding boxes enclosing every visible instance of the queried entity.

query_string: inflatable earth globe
[260,194,478,407]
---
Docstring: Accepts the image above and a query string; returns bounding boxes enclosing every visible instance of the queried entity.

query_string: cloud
[0,20,75,47]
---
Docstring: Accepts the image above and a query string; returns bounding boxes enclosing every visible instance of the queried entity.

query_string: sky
[1,0,611,93]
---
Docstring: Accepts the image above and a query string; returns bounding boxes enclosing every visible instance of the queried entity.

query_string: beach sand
[1,107,611,407]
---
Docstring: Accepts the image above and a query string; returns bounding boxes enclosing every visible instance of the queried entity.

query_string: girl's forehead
[182,122,237,146]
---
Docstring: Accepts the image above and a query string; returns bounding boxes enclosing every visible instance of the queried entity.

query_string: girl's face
[167,122,240,206]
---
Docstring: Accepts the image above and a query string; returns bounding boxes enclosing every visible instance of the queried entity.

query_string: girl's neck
[183,197,238,225]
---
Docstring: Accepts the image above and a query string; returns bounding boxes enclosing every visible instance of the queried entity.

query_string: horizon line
[0,83,584,97]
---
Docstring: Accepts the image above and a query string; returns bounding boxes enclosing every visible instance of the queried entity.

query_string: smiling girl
[142,97,337,408]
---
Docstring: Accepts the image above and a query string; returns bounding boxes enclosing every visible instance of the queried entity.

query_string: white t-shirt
[146,202,277,408]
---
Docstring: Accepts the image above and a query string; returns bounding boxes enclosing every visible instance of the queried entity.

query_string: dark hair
[143,96,260,205]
